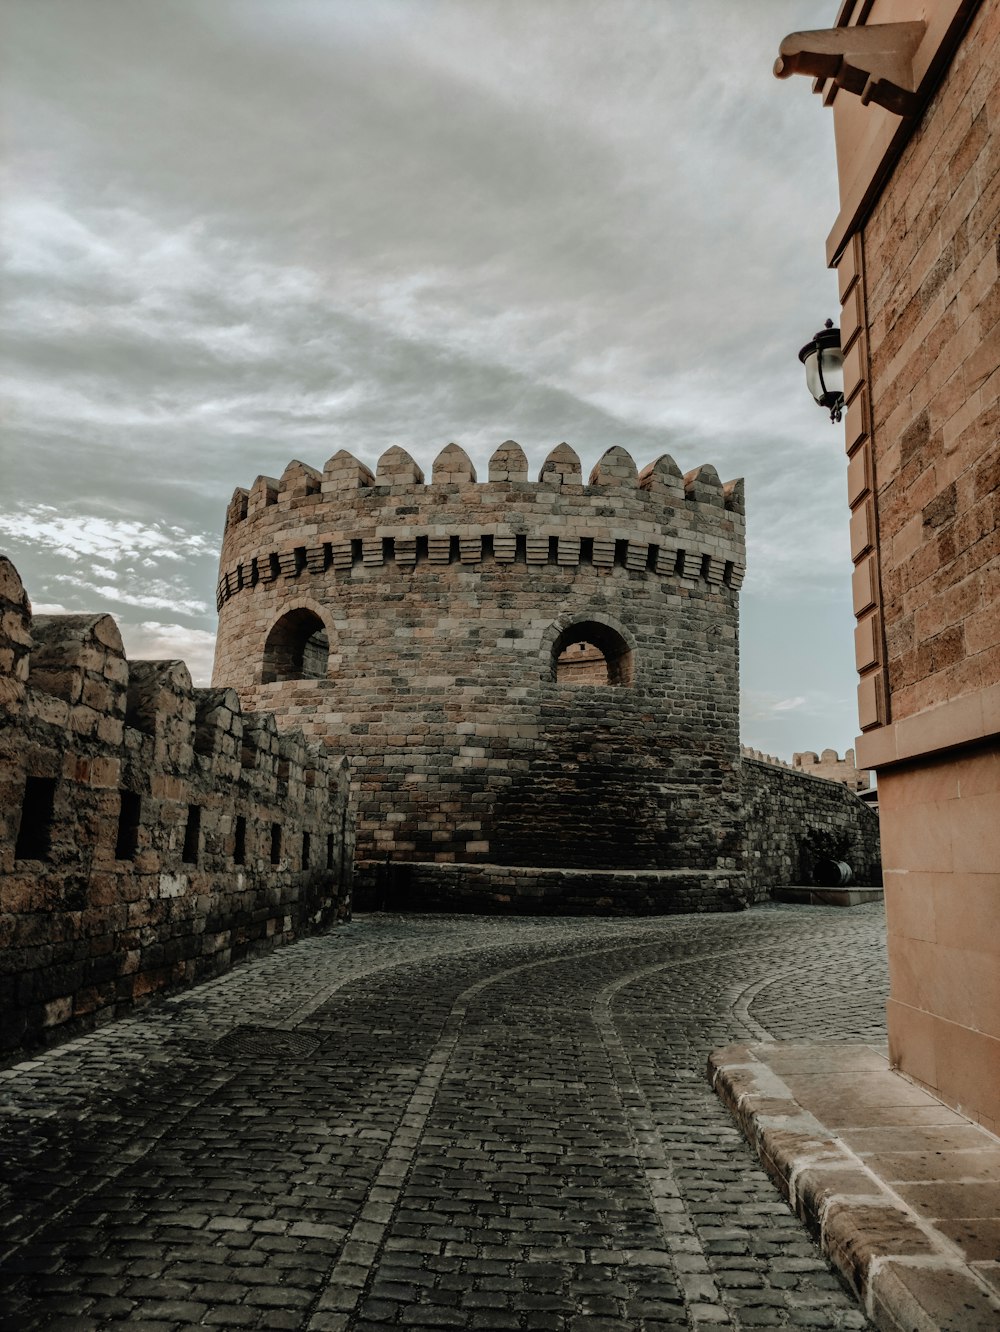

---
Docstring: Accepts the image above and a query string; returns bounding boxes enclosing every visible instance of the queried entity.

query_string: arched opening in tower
[552,621,633,686]
[261,609,329,683]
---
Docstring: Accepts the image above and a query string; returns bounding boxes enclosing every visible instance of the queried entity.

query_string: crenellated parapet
[0,556,354,1054]
[216,442,746,612]
[793,747,871,792]
[740,746,794,769]
[742,745,872,795]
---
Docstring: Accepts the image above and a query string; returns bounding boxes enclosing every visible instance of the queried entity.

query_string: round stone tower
[212,440,748,912]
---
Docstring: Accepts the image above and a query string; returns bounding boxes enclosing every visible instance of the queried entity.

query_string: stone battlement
[740,746,793,769]
[0,557,354,1052]
[213,441,748,906]
[741,746,872,795]
[792,747,870,793]
[216,442,746,611]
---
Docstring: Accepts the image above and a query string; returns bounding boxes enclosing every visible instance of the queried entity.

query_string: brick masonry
[854,0,1000,724]
[0,557,354,1053]
[212,441,752,909]
[741,758,882,899]
[822,0,1000,1130]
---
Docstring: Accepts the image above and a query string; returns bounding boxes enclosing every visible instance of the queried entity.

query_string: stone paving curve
[0,902,889,1331]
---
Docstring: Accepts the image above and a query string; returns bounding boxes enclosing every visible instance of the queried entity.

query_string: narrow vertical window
[182,805,201,864]
[15,777,57,861]
[270,823,282,865]
[115,790,142,861]
[234,815,247,866]
[301,830,311,869]
[326,833,334,870]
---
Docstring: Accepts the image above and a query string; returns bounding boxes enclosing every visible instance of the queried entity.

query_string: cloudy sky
[1,0,860,760]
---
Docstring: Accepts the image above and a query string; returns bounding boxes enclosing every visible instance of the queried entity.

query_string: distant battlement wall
[0,557,353,1054]
[740,746,793,769]
[741,745,871,794]
[213,441,748,911]
[792,747,870,793]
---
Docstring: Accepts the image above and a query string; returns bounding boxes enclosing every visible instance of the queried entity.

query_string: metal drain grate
[214,1025,320,1060]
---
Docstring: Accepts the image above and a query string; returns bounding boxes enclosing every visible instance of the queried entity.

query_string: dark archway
[552,620,633,686]
[262,609,329,683]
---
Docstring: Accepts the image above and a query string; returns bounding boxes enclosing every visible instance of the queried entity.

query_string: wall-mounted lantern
[799,319,844,423]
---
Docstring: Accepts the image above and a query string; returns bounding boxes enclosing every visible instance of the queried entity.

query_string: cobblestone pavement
[0,903,888,1331]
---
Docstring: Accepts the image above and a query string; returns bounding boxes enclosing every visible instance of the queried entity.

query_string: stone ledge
[355,861,748,915]
[708,1041,1000,1332]
[772,885,885,907]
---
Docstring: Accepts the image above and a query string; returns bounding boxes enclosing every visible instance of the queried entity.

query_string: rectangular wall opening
[182,805,201,864]
[302,830,311,869]
[270,823,282,865]
[15,777,57,861]
[115,790,142,861]
[234,815,247,866]
[326,832,335,870]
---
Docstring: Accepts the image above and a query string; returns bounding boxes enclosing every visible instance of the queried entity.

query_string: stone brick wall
[212,441,748,909]
[791,747,870,792]
[0,557,353,1054]
[834,0,1000,1130]
[741,758,882,897]
[375,862,743,916]
[862,0,999,723]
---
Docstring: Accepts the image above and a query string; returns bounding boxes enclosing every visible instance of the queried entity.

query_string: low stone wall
[0,558,354,1054]
[741,758,881,897]
[358,861,746,915]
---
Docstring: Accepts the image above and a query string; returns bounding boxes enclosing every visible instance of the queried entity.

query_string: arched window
[552,620,633,686]
[262,609,329,683]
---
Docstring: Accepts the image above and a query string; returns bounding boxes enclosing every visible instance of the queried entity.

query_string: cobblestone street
[0,903,889,1331]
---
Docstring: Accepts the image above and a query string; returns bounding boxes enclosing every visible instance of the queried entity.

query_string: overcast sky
[1,0,861,761]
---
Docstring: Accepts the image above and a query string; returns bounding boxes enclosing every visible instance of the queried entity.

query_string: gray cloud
[2,0,861,755]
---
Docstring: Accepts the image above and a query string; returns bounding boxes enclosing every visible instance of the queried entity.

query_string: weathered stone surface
[0,558,353,1055]
[0,903,888,1330]
[742,758,882,895]
[212,445,752,911]
[710,1038,1000,1332]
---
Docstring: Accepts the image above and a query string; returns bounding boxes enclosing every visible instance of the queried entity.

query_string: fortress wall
[0,558,353,1054]
[741,758,882,896]
[791,747,871,792]
[212,443,749,909]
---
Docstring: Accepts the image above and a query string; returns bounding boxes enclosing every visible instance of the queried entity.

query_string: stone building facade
[0,557,353,1053]
[777,0,999,1128]
[213,441,752,911]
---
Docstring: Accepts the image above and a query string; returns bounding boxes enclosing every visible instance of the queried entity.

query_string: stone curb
[772,886,885,907]
[708,1042,1000,1332]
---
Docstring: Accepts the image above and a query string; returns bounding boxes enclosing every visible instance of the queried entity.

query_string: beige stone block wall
[821,0,1000,1128]
[880,745,1000,1133]
[863,0,1000,724]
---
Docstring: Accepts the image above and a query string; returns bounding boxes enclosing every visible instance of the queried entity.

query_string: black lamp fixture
[799,319,845,423]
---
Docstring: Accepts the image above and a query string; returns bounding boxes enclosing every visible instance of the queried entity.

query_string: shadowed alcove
[261,609,329,683]
[552,620,633,686]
